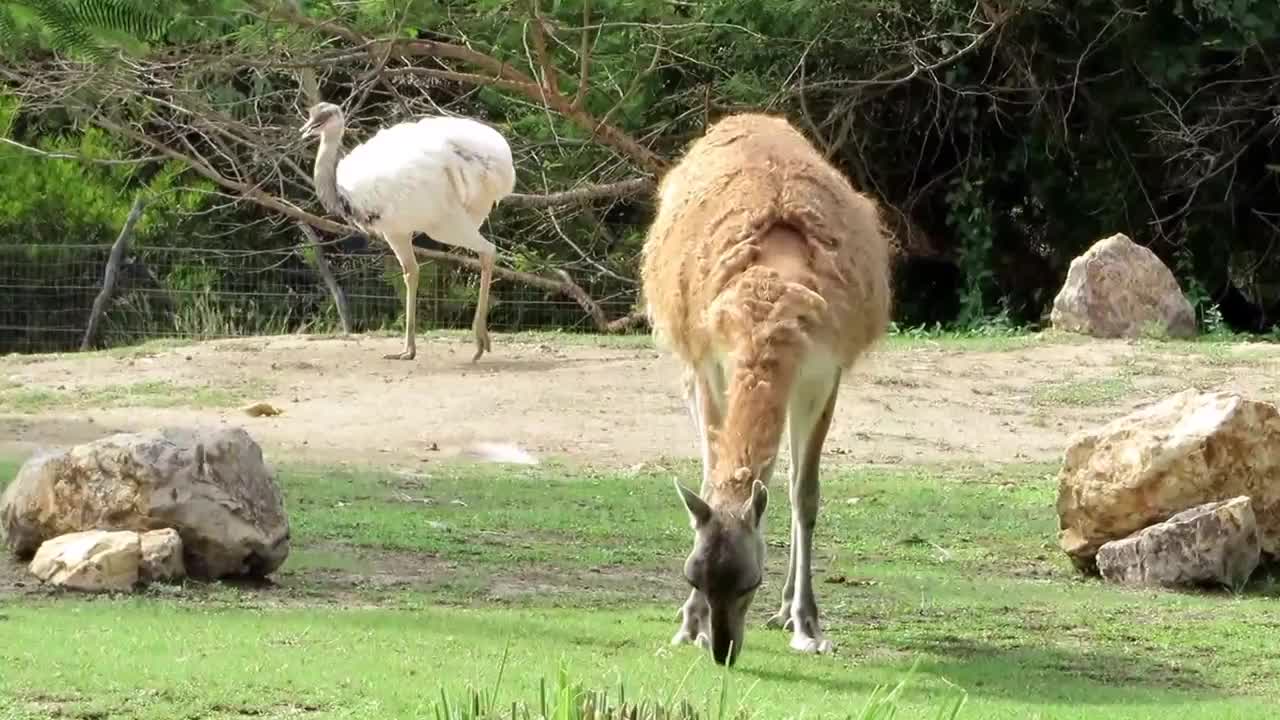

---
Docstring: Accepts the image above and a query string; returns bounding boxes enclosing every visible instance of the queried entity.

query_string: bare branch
[505,178,653,208]
[572,0,594,111]
[0,136,163,165]
[252,0,666,175]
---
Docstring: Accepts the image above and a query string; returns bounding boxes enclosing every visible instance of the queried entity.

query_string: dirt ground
[4,332,1279,470]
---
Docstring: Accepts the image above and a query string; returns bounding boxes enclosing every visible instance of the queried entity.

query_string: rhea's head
[299,102,344,139]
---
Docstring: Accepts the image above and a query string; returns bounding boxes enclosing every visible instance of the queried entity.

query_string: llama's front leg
[785,371,841,654]
[672,366,721,647]
[682,367,716,491]
[766,520,798,629]
[671,588,711,649]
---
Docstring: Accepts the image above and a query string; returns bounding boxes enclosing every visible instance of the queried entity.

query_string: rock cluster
[2,426,289,592]
[1057,389,1280,590]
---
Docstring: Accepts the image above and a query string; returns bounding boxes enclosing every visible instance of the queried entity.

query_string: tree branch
[505,178,653,208]
[572,0,594,111]
[254,0,666,175]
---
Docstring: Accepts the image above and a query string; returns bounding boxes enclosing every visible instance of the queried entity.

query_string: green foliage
[3,0,1280,344]
[0,0,170,58]
[944,172,996,329]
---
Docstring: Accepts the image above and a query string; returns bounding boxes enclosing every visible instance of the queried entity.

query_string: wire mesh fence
[0,243,639,354]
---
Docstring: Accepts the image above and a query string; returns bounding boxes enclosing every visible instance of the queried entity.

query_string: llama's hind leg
[784,368,841,654]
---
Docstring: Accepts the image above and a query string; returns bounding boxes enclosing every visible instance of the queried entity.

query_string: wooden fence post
[80,195,147,351]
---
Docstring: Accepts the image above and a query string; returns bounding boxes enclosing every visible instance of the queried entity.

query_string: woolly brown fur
[641,113,892,506]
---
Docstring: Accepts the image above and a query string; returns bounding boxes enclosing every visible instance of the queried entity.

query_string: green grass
[1033,377,1136,407]
[0,378,270,413]
[2,456,1279,718]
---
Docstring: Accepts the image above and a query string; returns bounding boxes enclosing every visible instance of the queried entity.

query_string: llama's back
[641,113,891,369]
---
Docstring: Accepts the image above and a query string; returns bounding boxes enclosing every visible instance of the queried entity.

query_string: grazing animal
[640,113,891,665]
[300,101,516,362]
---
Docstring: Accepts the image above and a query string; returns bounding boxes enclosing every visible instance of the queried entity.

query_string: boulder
[1057,389,1280,571]
[140,528,185,583]
[1050,233,1196,339]
[29,530,140,592]
[1,427,289,579]
[1096,497,1260,590]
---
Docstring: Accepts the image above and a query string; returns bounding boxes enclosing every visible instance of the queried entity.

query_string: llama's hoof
[789,633,834,655]
[671,629,711,649]
[766,610,794,630]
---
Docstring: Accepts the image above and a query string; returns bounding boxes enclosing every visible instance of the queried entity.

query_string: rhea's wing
[335,117,515,224]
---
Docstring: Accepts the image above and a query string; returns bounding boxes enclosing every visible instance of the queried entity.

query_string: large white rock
[29,530,141,592]
[1057,389,1280,571]
[1050,233,1196,338]
[140,528,185,583]
[1096,497,1261,590]
[1,427,289,579]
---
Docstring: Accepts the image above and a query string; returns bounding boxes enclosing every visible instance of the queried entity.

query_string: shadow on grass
[533,613,1223,707]
[900,635,1219,702]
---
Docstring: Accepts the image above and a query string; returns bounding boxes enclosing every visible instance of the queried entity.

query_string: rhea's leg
[471,250,495,363]
[423,215,497,364]
[385,235,420,361]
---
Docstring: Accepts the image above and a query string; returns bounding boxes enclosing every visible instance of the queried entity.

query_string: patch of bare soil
[4,333,1280,470]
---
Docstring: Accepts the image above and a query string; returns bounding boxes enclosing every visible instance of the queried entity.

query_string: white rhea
[300,101,516,362]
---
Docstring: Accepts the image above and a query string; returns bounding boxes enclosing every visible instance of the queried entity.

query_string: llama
[640,113,892,665]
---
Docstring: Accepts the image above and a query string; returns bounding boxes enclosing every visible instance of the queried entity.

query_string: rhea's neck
[313,126,346,218]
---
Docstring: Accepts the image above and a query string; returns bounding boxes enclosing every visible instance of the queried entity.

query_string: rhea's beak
[299,119,318,138]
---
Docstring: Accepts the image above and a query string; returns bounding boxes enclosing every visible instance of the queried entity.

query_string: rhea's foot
[385,339,416,360]
[471,327,492,363]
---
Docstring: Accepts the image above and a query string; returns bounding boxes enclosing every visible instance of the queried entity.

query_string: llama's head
[299,102,344,139]
[674,478,768,666]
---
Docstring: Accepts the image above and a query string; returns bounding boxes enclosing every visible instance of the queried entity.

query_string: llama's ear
[674,479,712,528]
[746,480,768,528]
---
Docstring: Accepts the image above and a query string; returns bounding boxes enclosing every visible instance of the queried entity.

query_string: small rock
[1096,497,1260,590]
[29,530,141,593]
[139,529,185,583]
[242,402,282,417]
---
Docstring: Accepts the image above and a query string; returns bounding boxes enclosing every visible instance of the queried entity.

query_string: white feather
[336,116,516,240]
[462,441,540,466]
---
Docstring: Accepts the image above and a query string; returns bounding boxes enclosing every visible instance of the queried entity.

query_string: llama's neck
[705,349,798,508]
